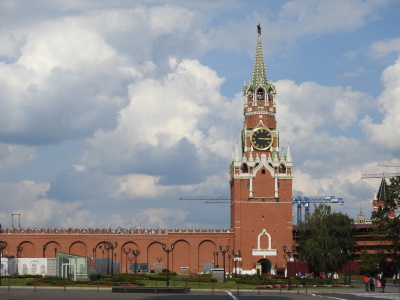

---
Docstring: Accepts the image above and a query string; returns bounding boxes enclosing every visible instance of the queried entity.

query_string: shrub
[184,275,217,283]
[299,278,334,286]
[108,273,148,282]
[4,274,42,279]
[235,274,274,285]
[89,273,102,281]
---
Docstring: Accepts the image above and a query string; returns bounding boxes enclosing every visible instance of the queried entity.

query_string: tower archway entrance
[256,258,272,275]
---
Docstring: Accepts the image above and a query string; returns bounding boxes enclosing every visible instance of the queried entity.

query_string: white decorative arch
[257,229,272,249]
[252,229,277,257]
[254,154,274,176]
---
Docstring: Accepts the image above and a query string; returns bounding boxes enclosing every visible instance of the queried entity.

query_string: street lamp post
[228,254,231,277]
[17,246,23,258]
[341,249,351,285]
[347,250,352,285]
[123,248,131,273]
[114,253,117,273]
[232,250,241,277]
[105,245,110,274]
[233,253,237,276]
[132,250,140,273]
[104,242,118,276]
[283,245,296,290]
[0,241,8,286]
[127,256,134,273]
[42,245,47,258]
[219,245,230,282]
[162,243,174,287]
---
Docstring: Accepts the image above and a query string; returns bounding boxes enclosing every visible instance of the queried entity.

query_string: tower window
[257,89,264,101]
[262,170,265,174]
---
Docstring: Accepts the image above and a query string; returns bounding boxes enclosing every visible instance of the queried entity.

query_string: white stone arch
[257,229,272,250]
[0,259,8,275]
[252,229,277,257]
[30,260,39,274]
[254,154,274,176]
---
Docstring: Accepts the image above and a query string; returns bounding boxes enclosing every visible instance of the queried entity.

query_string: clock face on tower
[250,127,273,150]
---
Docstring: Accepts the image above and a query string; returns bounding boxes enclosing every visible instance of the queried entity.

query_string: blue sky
[0,0,400,229]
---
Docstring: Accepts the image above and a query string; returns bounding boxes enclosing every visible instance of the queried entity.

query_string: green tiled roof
[251,34,268,86]
[243,25,276,94]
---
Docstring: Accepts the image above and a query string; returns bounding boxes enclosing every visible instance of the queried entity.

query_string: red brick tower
[230,24,293,275]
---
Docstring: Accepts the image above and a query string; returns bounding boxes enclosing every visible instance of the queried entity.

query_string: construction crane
[361,162,400,203]
[179,196,230,203]
[361,162,400,179]
[377,162,400,167]
[292,195,344,224]
[361,172,400,179]
[179,195,344,223]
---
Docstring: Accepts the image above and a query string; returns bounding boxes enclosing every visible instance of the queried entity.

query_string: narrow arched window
[257,88,264,101]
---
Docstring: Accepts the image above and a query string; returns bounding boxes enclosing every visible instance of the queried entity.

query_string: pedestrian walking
[364,275,369,291]
[369,276,375,292]
[381,277,386,293]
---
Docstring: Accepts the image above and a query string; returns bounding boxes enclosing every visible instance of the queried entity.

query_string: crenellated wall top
[0,227,234,235]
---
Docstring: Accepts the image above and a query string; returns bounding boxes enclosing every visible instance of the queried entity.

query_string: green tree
[359,250,381,275]
[371,176,400,274]
[297,204,355,273]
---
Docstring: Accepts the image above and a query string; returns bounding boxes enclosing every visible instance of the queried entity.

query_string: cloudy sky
[0,0,399,229]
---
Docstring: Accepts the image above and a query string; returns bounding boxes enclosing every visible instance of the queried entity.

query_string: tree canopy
[297,204,355,273]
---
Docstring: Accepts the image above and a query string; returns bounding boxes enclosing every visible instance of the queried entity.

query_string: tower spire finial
[251,24,268,86]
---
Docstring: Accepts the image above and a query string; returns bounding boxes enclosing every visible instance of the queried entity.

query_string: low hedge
[3,275,42,279]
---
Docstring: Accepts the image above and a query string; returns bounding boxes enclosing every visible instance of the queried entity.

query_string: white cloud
[277,0,383,34]
[0,144,37,173]
[131,208,189,229]
[207,0,389,56]
[82,58,239,178]
[0,28,133,144]
[18,20,117,75]
[361,55,400,152]
[341,67,366,79]
[112,174,169,199]
[0,5,208,146]
[22,199,95,228]
[0,180,48,212]
[276,80,374,138]
[369,37,400,59]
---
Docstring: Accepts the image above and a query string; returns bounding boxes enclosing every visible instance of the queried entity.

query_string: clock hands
[250,127,273,150]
